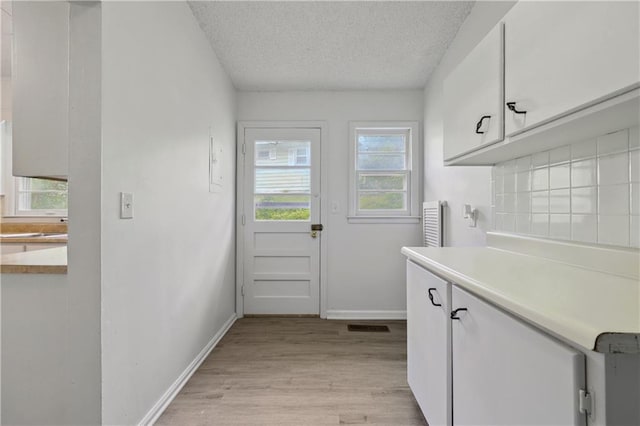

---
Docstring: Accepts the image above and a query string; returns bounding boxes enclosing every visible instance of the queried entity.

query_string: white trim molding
[138,313,237,426]
[326,310,407,320]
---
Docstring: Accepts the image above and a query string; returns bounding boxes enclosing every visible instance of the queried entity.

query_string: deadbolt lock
[311,224,323,238]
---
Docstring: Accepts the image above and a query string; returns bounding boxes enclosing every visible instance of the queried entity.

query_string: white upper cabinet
[12,1,69,179]
[444,24,504,161]
[444,1,640,165]
[504,1,640,137]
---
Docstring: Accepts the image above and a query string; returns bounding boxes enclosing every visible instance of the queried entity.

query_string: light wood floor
[156,317,427,426]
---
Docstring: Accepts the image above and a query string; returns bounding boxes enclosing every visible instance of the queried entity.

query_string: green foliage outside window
[254,194,310,221]
[19,178,68,211]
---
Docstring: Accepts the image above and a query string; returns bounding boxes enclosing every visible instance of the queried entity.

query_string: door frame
[236,121,329,318]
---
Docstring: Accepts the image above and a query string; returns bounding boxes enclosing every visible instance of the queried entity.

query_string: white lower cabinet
[406,261,451,426]
[407,262,588,426]
[451,286,586,426]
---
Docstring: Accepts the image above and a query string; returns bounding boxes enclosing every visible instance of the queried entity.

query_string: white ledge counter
[402,234,640,354]
[1,246,68,274]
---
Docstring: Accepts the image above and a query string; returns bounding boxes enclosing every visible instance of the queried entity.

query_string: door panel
[243,128,321,315]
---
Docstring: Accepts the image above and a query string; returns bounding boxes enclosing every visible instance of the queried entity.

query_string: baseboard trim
[138,313,237,426]
[325,310,407,320]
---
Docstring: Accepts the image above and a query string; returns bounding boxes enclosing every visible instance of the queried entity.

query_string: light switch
[120,192,133,219]
[331,201,339,214]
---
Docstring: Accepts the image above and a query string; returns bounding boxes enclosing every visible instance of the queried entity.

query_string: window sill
[347,216,421,224]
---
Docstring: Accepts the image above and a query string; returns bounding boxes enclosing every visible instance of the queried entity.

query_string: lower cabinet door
[451,286,586,426]
[406,261,451,426]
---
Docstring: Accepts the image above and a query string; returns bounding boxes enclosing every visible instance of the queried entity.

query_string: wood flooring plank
[156,318,426,426]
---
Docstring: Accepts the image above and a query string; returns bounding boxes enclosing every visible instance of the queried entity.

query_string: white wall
[238,91,423,317]
[423,1,516,247]
[100,2,236,424]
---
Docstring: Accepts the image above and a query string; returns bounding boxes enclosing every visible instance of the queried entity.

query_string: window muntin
[16,177,68,215]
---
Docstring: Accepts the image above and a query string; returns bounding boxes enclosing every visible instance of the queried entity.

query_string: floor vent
[347,324,390,333]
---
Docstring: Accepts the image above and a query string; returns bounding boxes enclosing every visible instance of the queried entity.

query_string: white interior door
[242,127,321,315]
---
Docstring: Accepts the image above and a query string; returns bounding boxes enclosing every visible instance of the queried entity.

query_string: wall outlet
[120,192,133,219]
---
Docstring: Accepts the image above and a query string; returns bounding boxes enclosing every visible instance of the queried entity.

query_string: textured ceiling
[188,1,474,91]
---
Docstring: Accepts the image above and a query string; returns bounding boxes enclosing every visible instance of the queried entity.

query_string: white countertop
[1,246,67,274]
[402,241,640,353]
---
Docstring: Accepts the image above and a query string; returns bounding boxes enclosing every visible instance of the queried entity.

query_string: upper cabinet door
[504,1,640,137]
[444,23,504,161]
[13,1,69,179]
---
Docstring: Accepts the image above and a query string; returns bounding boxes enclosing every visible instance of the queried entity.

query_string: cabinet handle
[475,115,491,134]
[450,308,468,320]
[427,288,442,307]
[506,102,527,115]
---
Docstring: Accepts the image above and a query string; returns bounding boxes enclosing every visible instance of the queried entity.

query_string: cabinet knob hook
[427,288,442,307]
[475,115,491,134]
[451,308,468,320]
[506,102,527,115]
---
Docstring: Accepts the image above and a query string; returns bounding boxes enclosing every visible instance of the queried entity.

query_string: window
[257,147,276,161]
[348,122,420,223]
[16,177,68,216]
[288,147,310,166]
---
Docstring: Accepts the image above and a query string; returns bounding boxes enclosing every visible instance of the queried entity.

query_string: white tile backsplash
[532,168,549,191]
[572,159,597,187]
[550,214,571,239]
[532,151,549,168]
[631,216,640,248]
[491,126,639,248]
[630,127,639,150]
[571,187,597,215]
[549,189,571,213]
[598,184,629,215]
[630,150,639,182]
[549,164,570,189]
[516,171,531,192]
[550,146,571,165]
[516,192,531,213]
[531,214,549,236]
[631,183,640,216]
[531,190,549,213]
[598,215,629,247]
[571,214,597,243]
[597,129,628,155]
[571,138,597,160]
[598,152,629,185]
[504,173,516,193]
[516,214,531,234]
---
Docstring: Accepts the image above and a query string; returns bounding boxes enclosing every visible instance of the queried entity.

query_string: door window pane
[255,140,311,166]
[255,168,310,194]
[255,195,310,221]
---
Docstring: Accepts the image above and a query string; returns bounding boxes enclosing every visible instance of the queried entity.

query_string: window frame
[14,177,68,217]
[348,121,421,224]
